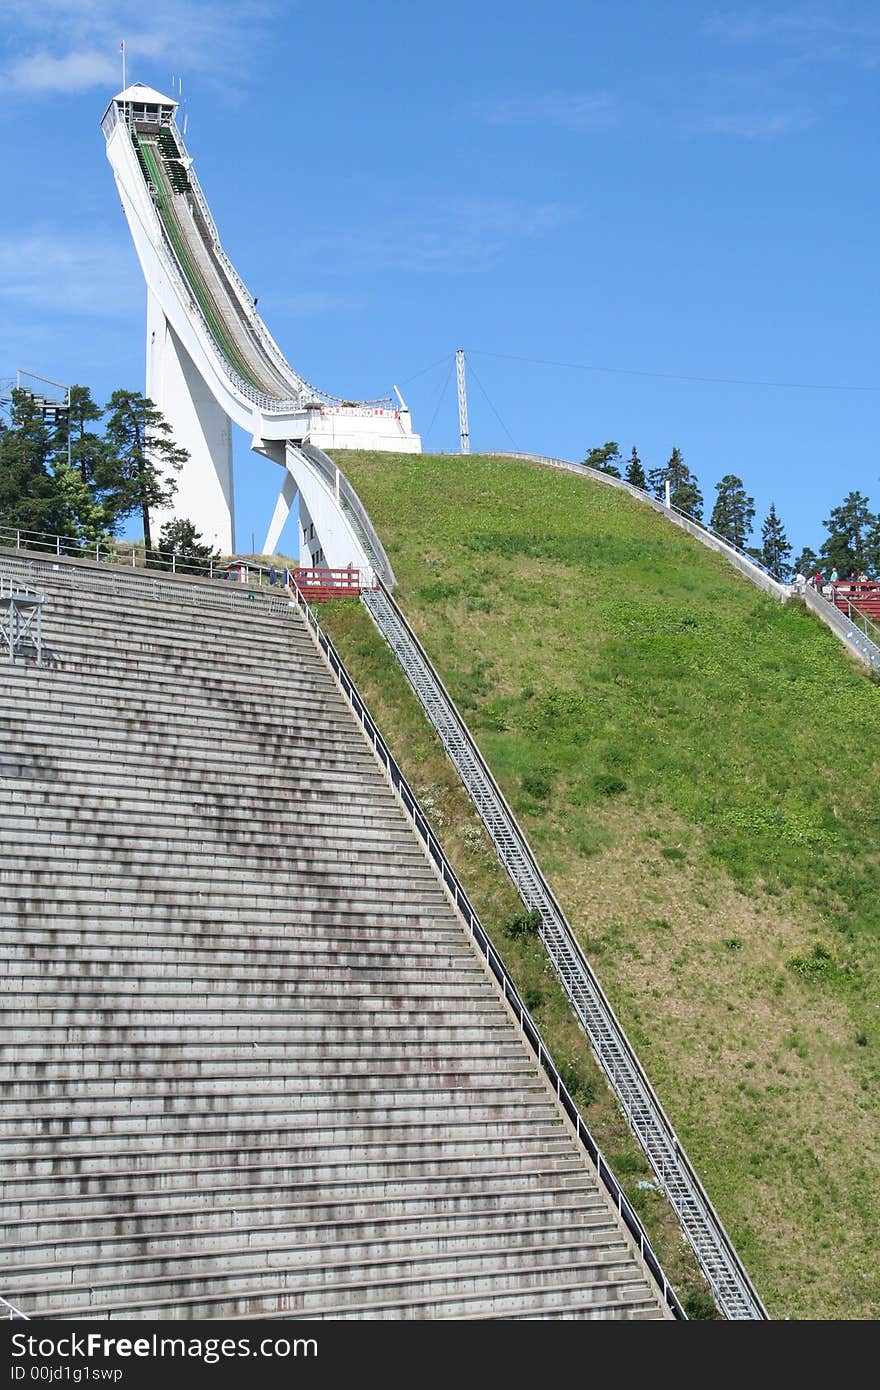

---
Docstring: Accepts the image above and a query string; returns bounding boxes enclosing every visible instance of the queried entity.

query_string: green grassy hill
[320,450,880,1321]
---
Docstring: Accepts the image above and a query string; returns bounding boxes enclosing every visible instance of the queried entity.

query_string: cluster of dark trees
[0,384,216,567]
[582,442,880,583]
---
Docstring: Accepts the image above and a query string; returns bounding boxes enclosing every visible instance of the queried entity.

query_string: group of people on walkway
[794,566,872,595]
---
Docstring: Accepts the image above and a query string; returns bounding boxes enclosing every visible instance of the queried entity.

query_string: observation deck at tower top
[102,82,178,127]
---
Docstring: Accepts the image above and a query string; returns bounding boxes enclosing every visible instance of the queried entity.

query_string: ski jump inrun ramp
[102,83,420,557]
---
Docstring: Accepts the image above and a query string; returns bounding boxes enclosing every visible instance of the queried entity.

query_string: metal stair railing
[1,1295,29,1319]
[826,589,880,665]
[286,574,685,1320]
[0,578,44,664]
[798,583,880,670]
[360,575,768,1321]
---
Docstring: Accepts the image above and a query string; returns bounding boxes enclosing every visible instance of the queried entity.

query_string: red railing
[831,581,880,621]
[290,567,373,601]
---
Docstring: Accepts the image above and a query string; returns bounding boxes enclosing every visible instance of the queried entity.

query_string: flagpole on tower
[120,40,126,93]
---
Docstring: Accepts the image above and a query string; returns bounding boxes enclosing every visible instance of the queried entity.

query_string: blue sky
[1,0,877,558]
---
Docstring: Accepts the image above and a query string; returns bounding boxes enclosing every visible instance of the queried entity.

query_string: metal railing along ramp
[361,578,768,1321]
[289,576,683,1320]
[491,452,789,601]
[799,583,880,671]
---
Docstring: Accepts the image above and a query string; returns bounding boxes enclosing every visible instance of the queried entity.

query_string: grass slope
[321,451,880,1321]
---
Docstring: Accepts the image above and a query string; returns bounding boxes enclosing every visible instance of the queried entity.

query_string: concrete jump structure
[0,553,674,1320]
[102,85,420,558]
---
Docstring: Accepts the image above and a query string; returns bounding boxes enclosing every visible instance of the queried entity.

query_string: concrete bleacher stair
[0,554,671,1320]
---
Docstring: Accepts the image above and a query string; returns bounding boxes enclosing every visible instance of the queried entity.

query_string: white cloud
[302,196,575,274]
[472,90,615,131]
[470,81,812,144]
[0,233,141,317]
[0,1,286,96]
[704,5,880,64]
[273,291,365,317]
[1,50,118,94]
[705,108,815,137]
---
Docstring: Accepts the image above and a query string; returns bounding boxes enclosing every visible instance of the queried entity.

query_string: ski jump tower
[101,84,420,559]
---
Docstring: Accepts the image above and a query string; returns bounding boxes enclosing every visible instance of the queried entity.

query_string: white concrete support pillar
[263,472,298,556]
[298,495,325,568]
[284,444,370,573]
[146,288,235,552]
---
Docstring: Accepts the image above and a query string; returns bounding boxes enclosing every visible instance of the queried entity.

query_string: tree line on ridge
[582,442,880,582]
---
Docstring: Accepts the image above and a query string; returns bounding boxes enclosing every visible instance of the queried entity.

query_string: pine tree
[61,385,105,489]
[675,476,703,519]
[759,503,792,580]
[0,389,69,534]
[625,446,646,489]
[50,455,110,543]
[867,515,880,576]
[155,518,219,576]
[820,491,877,576]
[101,391,188,552]
[647,447,703,518]
[646,464,667,501]
[710,475,755,550]
[51,385,110,541]
[792,546,820,578]
[582,441,621,478]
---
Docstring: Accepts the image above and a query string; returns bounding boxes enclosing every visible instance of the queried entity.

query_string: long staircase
[0,552,673,1320]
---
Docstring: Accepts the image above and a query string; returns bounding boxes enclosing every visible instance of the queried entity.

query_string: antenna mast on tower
[455,348,469,454]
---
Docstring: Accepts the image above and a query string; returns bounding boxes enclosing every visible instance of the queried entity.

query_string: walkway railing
[0,549,291,617]
[0,523,287,587]
[359,575,768,1320]
[287,573,685,1321]
[295,567,374,601]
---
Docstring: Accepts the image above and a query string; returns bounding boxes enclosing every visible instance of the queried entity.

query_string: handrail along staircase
[358,575,768,1321]
[287,448,767,1317]
[286,572,685,1320]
